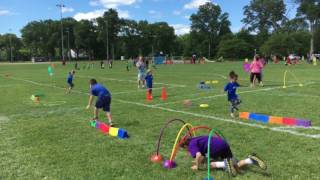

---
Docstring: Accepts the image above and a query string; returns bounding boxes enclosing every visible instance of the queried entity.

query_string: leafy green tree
[279,18,309,33]
[242,0,287,33]
[295,0,320,54]
[190,2,231,58]
[260,31,310,56]
[0,33,22,61]
[74,20,97,60]
[217,37,253,59]
[96,9,121,59]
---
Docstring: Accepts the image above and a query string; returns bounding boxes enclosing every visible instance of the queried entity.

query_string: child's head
[254,55,260,61]
[229,71,238,82]
[179,137,192,149]
[147,69,152,75]
[89,79,98,87]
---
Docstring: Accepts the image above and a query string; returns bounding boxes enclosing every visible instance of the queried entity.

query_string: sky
[0,0,298,37]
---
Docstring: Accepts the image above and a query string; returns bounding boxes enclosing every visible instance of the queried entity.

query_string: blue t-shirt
[188,136,230,158]
[224,82,239,101]
[91,84,111,97]
[145,74,153,88]
[67,73,73,83]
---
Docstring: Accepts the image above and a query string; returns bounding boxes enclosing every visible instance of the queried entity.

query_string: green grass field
[1,61,320,180]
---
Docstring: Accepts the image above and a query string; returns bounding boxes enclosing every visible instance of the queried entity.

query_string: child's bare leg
[94,107,99,119]
[105,112,113,125]
[210,161,226,169]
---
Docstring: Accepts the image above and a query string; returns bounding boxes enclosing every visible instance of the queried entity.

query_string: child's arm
[86,95,94,109]
[191,152,204,170]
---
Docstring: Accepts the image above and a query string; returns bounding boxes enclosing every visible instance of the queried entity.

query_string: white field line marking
[10,107,85,118]
[5,75,320,139]
[2,75,89,95]
[3,75,174,96]
[255,91,320,99]
[0,84,24,87]
[152,82,315,107]
[213,72,306,83]
[117,99,320,139]
[112,87,175,95]
[0,116,10,131]
[77,75,186,88]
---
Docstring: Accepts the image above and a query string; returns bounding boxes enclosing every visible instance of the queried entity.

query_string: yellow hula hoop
[288,71,303,85]
[169,123,195,161]
[283,70,288,88]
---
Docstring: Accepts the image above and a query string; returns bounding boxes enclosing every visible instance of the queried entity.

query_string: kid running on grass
[224,71,241,118]
[145,69,153,97]
[86,79,114,126]
[181,136,267,177]
[65,70,75,94]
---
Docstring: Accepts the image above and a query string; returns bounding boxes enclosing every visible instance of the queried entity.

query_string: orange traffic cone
[160,86,167,101]
[146,90,153,101]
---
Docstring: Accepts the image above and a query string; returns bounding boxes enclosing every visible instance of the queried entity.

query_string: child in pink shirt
[250,56,264,87]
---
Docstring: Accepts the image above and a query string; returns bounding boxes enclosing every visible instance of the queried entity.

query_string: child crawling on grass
[181,136,267,177]
[224,71,241,118]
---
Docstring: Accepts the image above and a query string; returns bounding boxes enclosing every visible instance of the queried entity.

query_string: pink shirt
[250,60,264,73]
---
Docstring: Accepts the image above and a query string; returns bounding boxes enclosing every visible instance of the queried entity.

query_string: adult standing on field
[136,56,146,88]
[250,55,264,88]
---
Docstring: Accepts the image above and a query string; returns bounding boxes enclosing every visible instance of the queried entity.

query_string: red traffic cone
[146,90,153,101]
[160,86,167,101]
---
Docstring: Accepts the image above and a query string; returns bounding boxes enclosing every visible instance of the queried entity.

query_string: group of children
[63,55,267,177]
[65,69,114,126]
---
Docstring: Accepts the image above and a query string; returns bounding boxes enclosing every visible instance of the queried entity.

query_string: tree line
[1,0,320,61]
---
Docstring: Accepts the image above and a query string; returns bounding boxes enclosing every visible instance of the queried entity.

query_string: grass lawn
[0,61,319,180]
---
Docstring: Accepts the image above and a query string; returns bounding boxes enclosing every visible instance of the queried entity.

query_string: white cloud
[0,10,10,16]
[74,9,105,21]
[89,0,137,8]
[89,1,100,6]
[149,10,156,14]
[62,7,74,13]
[173,10,181,15]
[73,8,129,21]
[184,15,190,19]
[171,24,190,35]
[184,0,211,9]
[118,9,130,18]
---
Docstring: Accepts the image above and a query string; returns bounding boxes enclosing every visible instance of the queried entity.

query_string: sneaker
[91,117,99,121]
[259,82,264,87]
[224,158,237,177]
[249,153,267,170]
[108,122,114,127]
[230,113,235,118]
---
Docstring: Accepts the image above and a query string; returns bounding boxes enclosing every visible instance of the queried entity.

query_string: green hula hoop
[207,128,226,180]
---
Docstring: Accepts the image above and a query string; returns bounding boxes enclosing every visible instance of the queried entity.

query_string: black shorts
[68,81,74,88]
[211,146,233,161]
[250,73,262,83]
[95,96,111,112]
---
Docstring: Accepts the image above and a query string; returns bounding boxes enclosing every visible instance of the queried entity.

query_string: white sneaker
[259,82,264,87]
[230,113,235,118]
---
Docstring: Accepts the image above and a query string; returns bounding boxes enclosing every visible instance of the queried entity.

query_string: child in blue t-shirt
[86,79,114,126]
[65,70,75,94]
[145,69,153,96]
[224,71,241,118]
